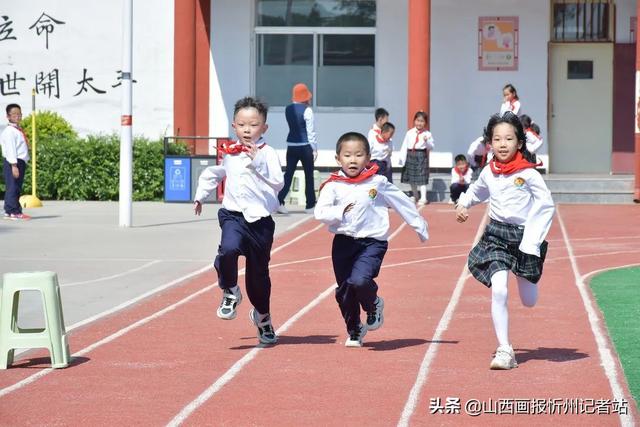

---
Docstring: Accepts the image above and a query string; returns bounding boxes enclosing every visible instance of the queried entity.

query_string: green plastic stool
[0,272,70,369]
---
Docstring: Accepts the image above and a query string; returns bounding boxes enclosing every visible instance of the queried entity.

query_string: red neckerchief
[454,165,469,180]
[526,128,540,139]
[373,128,387,143]
[509,98,518,111]
[319,163,379,191]
[219,139,266,155]
[489,151,542,175]
[412,128,426,150]
[9,123,29,149]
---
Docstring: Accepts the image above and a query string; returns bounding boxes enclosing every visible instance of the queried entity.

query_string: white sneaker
[276,205,289,214]
[345,324,367,348]
[216,286,242,320]
[448,199,455,205]
[366,297,384,331]
[249,308,277,344]
[490,345,518,370]
[304,207,315,214]
[417,199,428,206]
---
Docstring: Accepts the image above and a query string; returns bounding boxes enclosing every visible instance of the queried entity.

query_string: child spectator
[499,84,521,116]
[369,121,395,182]
[449,154,472,204]
[1,103,31,220]
[398,111,434,205]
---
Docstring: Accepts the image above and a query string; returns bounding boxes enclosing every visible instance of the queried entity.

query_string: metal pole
[31,89,37,196]
[119,0,133,225]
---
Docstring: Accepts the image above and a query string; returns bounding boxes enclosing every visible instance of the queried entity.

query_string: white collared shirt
[194,141,284,223]
[458,167,555,256]
[367,124,392,161]
[398,128,435,166]
[525,130,543,153]
[450,167,473,185]
[499,99,521,116]
[0,124,30,164]
[314,173,428,242]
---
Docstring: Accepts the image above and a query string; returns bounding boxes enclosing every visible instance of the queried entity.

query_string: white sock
[517,276,538,307]
[419,185,427,201]
[490,270,510,347]
[411,184,419,200]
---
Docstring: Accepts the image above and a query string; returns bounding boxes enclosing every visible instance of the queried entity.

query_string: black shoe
[345,324,367,347]
[366,297,384,331]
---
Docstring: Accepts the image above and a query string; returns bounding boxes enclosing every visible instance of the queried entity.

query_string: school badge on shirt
[514,177,525,187]
[368,188,378,199]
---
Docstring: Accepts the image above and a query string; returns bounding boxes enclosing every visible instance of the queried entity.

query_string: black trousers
[372,159,393,183]
[278,144,316,209]
[332,234,388,334]
[3,159,26,215]
[214,208,275,315]
[449,182,469,203]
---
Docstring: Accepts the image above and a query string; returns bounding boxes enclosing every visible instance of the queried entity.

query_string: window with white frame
[552,0,612,42]
[255,0,376,107]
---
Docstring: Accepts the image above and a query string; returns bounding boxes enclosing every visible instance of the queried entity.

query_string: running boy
[456,112,554,370]
[449,154,472,204]
[194,97,284,344]
[315,132,428,348]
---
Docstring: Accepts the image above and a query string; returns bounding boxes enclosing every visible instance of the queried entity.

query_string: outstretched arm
[382,180,428,242]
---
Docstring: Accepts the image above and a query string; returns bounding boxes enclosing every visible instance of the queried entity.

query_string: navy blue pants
[372,159,393,183]
[3,159,26,215]
[278,144,316,209]
[332,234,388,334]
[214,208,275,315]
[449,182,469,203]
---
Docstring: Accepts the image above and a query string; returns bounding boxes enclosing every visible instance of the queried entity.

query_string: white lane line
[556,207,635,427]
[285,215,312,231]
[0,222,324,398]
[166,284,337,427]
[167,216,414,426]
[60,261,161,288]
[398,212,488,427]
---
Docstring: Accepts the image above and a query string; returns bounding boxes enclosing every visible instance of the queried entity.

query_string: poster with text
[478,16,519,71]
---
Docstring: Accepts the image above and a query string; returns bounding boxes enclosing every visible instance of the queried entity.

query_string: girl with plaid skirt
[455,112,555,370]
[398,111,434,205]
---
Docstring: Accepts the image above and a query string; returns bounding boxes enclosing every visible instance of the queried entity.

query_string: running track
[0,204,638,426]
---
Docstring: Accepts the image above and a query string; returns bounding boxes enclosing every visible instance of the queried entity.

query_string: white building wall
[431,0,550,167]
[209,0,408,167]
[1,1,173,137]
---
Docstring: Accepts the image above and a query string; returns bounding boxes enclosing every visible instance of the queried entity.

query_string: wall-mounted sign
[478,16,519,71]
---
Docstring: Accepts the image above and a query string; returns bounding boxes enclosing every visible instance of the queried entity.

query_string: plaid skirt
[468,219,548,287]
[401,149,430,185]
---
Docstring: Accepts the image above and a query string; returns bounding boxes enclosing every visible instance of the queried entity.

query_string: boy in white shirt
[369,121,395,182]
[315,132,428,347]
[456,112,554,370]
[194,97,284,345]
[1,103,31,220]
[449,154,472,204]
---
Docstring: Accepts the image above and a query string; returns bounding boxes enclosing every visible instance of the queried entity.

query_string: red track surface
[0,205,638,426]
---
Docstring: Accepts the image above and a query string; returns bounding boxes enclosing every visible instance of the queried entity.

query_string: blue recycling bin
[164,157,191,202]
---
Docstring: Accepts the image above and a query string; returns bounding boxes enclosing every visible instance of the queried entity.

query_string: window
[567,60,593,79]
[552,0,612,42]
[255,0,376,108]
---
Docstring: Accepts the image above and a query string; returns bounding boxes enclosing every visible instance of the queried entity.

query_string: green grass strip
[590,266,640,410]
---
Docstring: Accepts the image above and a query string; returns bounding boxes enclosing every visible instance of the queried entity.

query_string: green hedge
[1,111,189,201]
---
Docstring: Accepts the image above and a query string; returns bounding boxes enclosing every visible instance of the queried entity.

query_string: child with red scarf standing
[194,97,284,345]
[398,111,435,205]
[455,112,555,370]
[315,132,428,348]
[449,154,472,204]
[499,83,522,116]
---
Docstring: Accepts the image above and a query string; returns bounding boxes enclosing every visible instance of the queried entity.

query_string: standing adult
[277,83,317,214]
